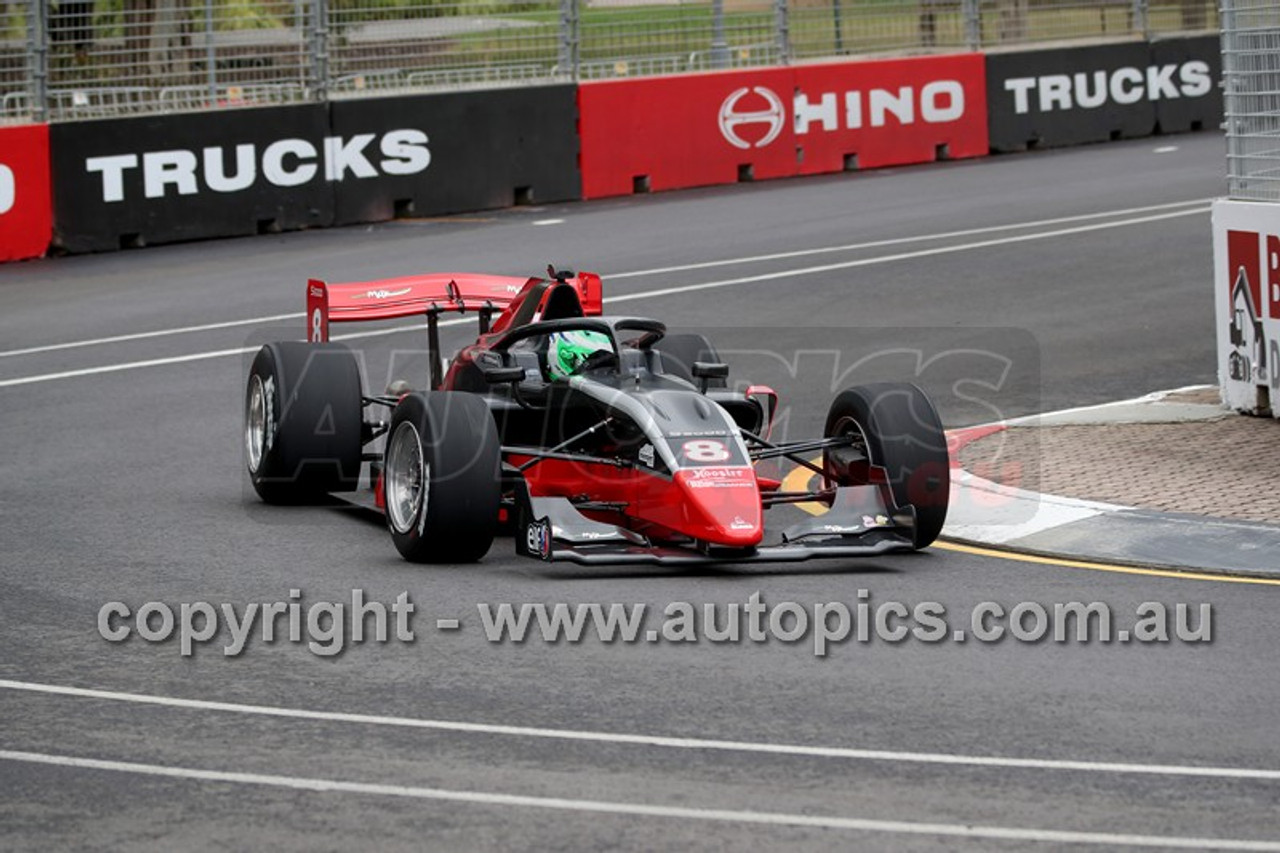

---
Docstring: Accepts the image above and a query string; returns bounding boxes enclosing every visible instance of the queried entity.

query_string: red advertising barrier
[0,124,53,261]
[579,54,988,199]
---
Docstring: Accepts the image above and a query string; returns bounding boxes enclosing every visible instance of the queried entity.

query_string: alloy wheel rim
[245,375,267,473]
[386,421,427,535]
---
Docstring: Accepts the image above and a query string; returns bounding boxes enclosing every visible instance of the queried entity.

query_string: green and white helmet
[547,330,613,380]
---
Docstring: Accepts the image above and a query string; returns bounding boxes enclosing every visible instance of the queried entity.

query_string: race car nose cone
[673,467,763,547]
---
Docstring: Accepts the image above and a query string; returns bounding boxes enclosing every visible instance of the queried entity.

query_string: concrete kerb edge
[940,384,1280,579]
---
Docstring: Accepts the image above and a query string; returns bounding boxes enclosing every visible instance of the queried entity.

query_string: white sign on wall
[1213,199,1280,418]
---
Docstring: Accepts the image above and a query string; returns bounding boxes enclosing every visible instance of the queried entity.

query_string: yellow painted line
[933,540,1280,586]
[776,461,1280,587]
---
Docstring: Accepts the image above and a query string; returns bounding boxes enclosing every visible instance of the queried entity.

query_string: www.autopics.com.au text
[97,590,1213,658]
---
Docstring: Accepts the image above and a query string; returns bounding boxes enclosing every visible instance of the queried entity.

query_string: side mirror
[482,365,527,385]
[692,361,729,393]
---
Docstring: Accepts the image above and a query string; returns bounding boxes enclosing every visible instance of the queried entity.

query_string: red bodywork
[306,272,603,343]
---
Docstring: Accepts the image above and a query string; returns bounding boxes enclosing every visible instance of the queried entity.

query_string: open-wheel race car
[244,267,950,564]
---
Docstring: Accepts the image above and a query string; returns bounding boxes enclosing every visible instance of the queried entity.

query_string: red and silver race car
[244,267,950,564]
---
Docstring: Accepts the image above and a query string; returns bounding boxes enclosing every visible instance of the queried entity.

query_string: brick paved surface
[956,390,1280,525]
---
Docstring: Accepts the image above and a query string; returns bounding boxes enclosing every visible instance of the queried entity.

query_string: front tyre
[383,392,500,563]
[824,382,950,549]
[245,341,363,504]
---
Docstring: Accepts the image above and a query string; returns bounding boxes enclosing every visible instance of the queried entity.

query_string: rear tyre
[383,391,500,563]
[823,382,949,549]
[245,341,363,504]
[653,333,727,389]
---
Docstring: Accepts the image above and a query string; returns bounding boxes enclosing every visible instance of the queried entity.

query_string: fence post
[204,1,218,107]
[711,0,729,68]
[1220,0,1239,197]
[962,0,981,51]
[559,0,579,80]
[1131,0,1149,38]
[28,0,48,122]
[310,0,329,101]
[774,0,790,64]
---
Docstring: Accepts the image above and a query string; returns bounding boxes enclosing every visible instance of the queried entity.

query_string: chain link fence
[1222,0,1280,203]
[0,0,1218,124]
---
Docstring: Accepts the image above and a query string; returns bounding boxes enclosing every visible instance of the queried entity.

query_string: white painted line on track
[603,198,1210,280]
[0,313,303,360]
[0,317,478,388]
[606,206,1208,303]
[0,198,1209,361]
[1,750,1276,849]
[0,346,261,387]
[0,206,1210,390]
[2,679,1278,782]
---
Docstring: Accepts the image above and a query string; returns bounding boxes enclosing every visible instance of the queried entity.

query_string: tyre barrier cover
[579,53,988,199]
[328,85,580,225]
[0,123,53,261]
[985,39,1217,152]
[51,103,334,253]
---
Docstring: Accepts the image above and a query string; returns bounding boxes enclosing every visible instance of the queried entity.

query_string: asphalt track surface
[3,133,1279,851]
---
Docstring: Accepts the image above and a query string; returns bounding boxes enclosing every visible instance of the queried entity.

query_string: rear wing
[306,271,603,344]
[305,270,604,389]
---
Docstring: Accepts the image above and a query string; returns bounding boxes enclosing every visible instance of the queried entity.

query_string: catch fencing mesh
[1222,0,1280,202]
[0,0,1220,123]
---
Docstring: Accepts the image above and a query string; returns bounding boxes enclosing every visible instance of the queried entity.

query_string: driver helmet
[547,330,613,380]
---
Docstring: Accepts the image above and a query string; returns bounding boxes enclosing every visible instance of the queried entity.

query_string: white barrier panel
[1213,198,1280,418]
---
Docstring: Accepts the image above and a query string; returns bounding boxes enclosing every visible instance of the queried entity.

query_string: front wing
[514,484,918,566]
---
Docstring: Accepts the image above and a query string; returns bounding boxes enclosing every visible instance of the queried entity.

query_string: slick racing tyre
[823,382,950,549]
[653,333,727,389]
[245,341,363,504]
[383,391,501,563]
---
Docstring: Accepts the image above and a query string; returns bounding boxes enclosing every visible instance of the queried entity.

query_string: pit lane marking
[4,679,1280,782]
[0,206,1209,389]
[1,750,1277,849]
[0,198,1207,362]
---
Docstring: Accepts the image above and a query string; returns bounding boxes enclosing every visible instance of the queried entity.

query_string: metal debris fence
[1221,0,1280,202]
[0,0,1218,124]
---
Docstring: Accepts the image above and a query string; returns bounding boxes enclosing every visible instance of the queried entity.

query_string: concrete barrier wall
[1,35,1223,261]
[985,35,1220,152]
[0,124,52,261]
[47,84,580,254]
[578,54,988,199]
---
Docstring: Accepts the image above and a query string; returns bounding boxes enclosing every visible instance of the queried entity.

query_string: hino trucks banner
[51,104,335,253]
[50,85,581,253]
[986,36,1220,152]
[578,54,988,199]
[0,124,52,261]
